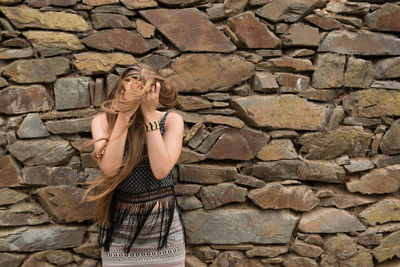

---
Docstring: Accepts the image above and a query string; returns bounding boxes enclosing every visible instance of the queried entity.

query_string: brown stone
[298,208,365,233]
[342,89,400,118]
[0,253,25,267]
[140,8,235,52]
[257,56,315,72]
[121,0,157,9]
[196,126,228,154]
[365,3,400,32]
[290,239,323,258]
[326,2,370,15]
[168,53,253,93]
[73,52,136,75]
[0,5,90,32]
[248,183,319,211]
[305,14,342,30]
[199,183,247,209]
[82,29,159,55]
[176,95,212,111]
[91,13,132,29]
[83,0,117,6]
[245,245,288,258]
[174,184,201,196]
[318,30,400,55]
[380,119,400,155]
[346,164,400,194]
[321,234,358,264]
[179,164,236,184]
[0,155,20,187]
[372,230,400,263]
[283,255,318,267]
[298,159,347,183]
[256,0,321,22]
[0,202,50,226]
[177,147,206,164]
[0,85,53,114]
[192,246,219,262]
[374,56,400,79]
[35,185,95,223]
[136,19,155,38]
[276,72,310,93]
[298,87,341,102]
[252,160,301,181]
[0,188,29,206]
[0,48,33,60]
[207,127,268,160]
[234,174,266,188]
[227,12,280,49]
[22,166,80,186]
[312,53,345,88]
[282,23,319,47]
[231,95,328,130]
[252,72,278,92]
[185,255,207,267]
[257,139,298,161]
[360,198,400,226]
[177,196,202,210]
[45,117,92,134]
[344,57,374,88]
[3,57,69,83]
[298,126,373,160]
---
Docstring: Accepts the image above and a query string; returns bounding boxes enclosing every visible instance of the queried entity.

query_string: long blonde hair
[81,63,177,226]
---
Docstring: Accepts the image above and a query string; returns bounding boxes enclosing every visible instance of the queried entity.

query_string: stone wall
[0,0,400,266]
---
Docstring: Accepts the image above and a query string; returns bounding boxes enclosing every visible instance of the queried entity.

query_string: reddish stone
[91,13,132,29]
[305,14,342,30]
[0,156,20,187]
[365,3,400,32]
[82,28,160,55]
[228,12,280,49]
[257,56,315,72]
[140,8,236,52]
[82,0,118,6]
[282,23,319,47]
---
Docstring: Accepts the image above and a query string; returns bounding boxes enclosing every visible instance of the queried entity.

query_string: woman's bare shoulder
[165,111,183,128]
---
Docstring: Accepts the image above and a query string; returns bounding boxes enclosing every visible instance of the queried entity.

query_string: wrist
[143,111,157,123]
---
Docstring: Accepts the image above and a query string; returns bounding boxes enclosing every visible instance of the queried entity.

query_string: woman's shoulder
[163,111,183,129]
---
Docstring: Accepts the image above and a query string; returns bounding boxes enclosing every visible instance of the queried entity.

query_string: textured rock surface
[0,155,21,187]
[380,119,400,155]
[73,52,136,75]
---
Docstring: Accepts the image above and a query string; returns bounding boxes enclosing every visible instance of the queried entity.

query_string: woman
[82,63,185,266]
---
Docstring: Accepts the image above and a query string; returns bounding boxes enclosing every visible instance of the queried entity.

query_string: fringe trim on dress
[99,186,185,254]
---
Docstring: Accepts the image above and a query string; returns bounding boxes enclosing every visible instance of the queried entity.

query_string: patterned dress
[100,111,186,267]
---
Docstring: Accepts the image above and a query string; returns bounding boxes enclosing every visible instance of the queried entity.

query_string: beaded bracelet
[144,121,160,132]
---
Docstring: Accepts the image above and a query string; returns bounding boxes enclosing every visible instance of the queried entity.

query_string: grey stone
[234,173,266,188]
[45,117,92,134]
[179,164,236,184]
[344,57,374,88]
[196,125,227,154]
[199,183,247,209]
[372,154,400,168]
[343,117,381,127]
[344,158,374,173]
[17,113,49,139]
[0,188,29,206]
[380,119,400,155]
[371,80,400,90]
[54,77,91,110]
[252,160,301,181]
[183,206,299,244]
[22,166,80,185]
[0,225,85,251]
[312,53,345,88]
[0,202,50,226]
[206,3,226,21]
[374,57,400,80]
[0,47,34,60]
[298,159,347,183]
[326,2,370,15]
[177,196,202,210]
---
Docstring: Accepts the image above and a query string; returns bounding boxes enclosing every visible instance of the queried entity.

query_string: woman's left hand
[140,81,160,120]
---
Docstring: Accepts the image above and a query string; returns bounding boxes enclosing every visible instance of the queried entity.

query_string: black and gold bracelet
[144,121,160,132]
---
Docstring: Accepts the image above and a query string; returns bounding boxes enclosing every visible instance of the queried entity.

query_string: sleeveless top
[100,111,185,254]
[116,111,174,193]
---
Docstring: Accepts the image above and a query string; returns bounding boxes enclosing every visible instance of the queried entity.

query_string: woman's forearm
[145,129,172,179]
[100,114,131,177]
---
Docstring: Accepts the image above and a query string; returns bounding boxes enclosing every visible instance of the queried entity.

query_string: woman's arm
[91,113,132,177]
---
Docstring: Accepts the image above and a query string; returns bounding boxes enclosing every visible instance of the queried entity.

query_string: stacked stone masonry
[0,0,400,266]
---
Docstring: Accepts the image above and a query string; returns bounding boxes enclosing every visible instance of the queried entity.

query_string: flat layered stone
[246,245,288,257]
[17,113,49,139]
[23,31,84,57]
[347,164,400,194]
[224,0,248,16]
[3,57,69,83]
[207,127,268,160]
[92,5,135,15]
[256,56,315,72]
[82,29,159,55]
[298,159,347,183]
[0,253,25,267]
[312,53,345,88]
[0,155,20,187]
[23,250,77,266]
[0,5,90,32]
[298,126,373,160]
[199,183,247,209]
[7,138,74,166]
[231,95,328,130]
[35,185,95,223]
[179,164,236,184]
[298,87,340,102]
[305,14,342,30]
[136,19,155,38]
[373,154,400,168]
[54,77,91,110]
[91,13,132,29]
[344,57,374,88]
[206,3,226,21]
[234,173,265,188]
[252,160,301,181]
[290,239,323,258]
[0,85,53,114]
[227,12,280,49]
[45,117,92,134]
[252,72,278,92]
[22,166,79,185]
[176,96,212,111]
[315,184,375,209]
[371,80,400,90]
[83,0,117,6]
[256,0,321,23]
[0,225,85,251]
[372,230,400,263]
[284,255,318,267]
[282,23,319,47]
[275,72,310,93]
[0,188,28,206]
[318,30,400,55]
[329,13,363,28]
[177,196,202,210]
[342,89,400,118]
[326,2,370,15]
[168,53,253,93]
[248,183,319,211]
[178,147,206,164]
[121,0,157,9]
[360,199,400,226]
[183,206,299,244]
[380,119,400,155]
[140,8,235,52]
[374,56,400,79]
[298,208,365,233]
[344,158,374,173]
[0,202,50,226]
[365,3,400,32]
[257,139,298,161]
[192,246,219,262]
[0,48,33,60]
[73,52,136,75]
[196,125,227,154]
[321,234,358,264]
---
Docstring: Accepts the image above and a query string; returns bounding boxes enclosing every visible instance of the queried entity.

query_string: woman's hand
[140,81,160,121]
